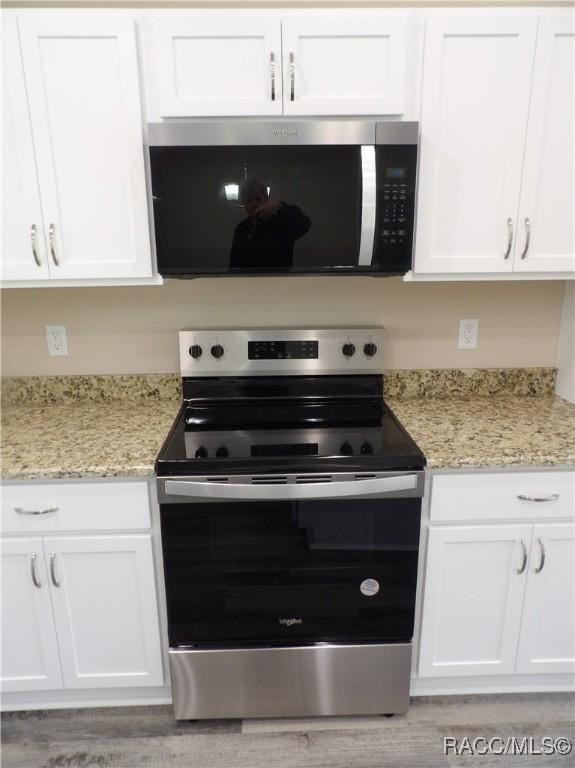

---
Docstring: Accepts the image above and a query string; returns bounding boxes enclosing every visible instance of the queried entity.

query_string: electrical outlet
[45,325,68,356]
[458,319,479,350]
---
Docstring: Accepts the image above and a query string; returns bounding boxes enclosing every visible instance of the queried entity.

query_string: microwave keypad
[381,183,409,245]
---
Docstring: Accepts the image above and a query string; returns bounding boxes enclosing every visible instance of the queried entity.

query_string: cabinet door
[516,523,575,674]
[281,15,407,116]
[418,525,531,677]
[43,535,163,689]
[0,539,63,692]
[514,15,575,273]
[1,16,50,282]
[17,13,152,279]
[149,14,282,117]
[414,15,537,274]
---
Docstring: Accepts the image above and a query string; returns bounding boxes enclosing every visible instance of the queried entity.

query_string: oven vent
[251,476,288,485]
[206,477,228,483]
[295,475,333,484]
[354,473,377,480]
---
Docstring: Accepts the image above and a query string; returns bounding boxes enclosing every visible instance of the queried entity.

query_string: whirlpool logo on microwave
[272,129,299,138]
[278,618,302,626]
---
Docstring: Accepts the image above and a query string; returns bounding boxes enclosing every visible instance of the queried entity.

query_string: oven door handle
[163,473,422,501]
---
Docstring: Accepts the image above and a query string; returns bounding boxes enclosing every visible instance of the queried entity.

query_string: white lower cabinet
[419,472,575,681]
[43,535,163,689]
[0,483,164,695]
[516,523,575,674]
[418,525,532,677]
[1,539,63,692]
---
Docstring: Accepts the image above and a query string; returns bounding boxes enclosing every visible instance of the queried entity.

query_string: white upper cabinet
[148,14,282,117]
[516,522,575,674]
[1,17,50,281]
[415,15,537,275]
[12,13,152,281]
[281,15,408,116]
[514,15,575,273]
[143,12,412,120]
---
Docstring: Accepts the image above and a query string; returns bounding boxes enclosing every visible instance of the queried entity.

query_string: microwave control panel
[374,146,417,269]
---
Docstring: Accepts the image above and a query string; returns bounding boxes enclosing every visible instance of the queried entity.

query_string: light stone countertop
[1,389,574,481]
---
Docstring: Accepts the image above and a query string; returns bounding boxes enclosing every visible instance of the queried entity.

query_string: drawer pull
[517,494,559,503]
[516,539,527,575]
[534,538,546,574]
[30,553,42,588]
[15,507,58,516]
[50,552,61,588]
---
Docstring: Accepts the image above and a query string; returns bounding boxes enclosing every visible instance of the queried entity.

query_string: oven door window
[160,498,420,647]
[150,146,362,275]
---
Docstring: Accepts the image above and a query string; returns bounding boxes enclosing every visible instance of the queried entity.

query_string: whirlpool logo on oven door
[278,618,302,626]
[272,129,298,138]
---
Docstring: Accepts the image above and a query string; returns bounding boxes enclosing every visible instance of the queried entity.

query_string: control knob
[340,442,354,456]
[360,442,374,455]
[215,446,229,458]
[189,344,203,359]
[342,343,356,358]
[211,344,225,359]
[194,446,208,459]
[363,343,378,357]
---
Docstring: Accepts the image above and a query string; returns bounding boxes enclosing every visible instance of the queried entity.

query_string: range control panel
[179,328,385,377]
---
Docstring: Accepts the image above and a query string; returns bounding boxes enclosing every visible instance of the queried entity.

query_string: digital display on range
[248,340,319,360]
[251,443,319,457]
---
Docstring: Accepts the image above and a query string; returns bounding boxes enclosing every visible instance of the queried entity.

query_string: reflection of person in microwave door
[230,178,311,269]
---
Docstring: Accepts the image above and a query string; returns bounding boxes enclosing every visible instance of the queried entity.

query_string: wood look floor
[2,693,574,768]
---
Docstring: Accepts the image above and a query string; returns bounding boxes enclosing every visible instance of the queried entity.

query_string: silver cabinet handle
[269,52,276,101]
[504,218,513,259]
[49,223,59,266]
[516,539,527,575]
[165,473,420,501]
[535,538,546,574]
[289,52,295,101]
[30,553,42,588]
[517,494,559,503]
[30,224,42,267]
[49,552,61,587]
[15,506,58,516]
[520,217,531,259]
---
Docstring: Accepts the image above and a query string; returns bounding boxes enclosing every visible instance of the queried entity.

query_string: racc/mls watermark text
[443,736,573,757]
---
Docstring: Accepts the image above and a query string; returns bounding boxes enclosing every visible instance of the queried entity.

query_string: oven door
[147,121,417,277]
[158,472,423,649]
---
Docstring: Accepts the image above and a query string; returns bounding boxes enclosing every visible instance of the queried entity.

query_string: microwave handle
[163,473,421,502]
[358,145,376,266]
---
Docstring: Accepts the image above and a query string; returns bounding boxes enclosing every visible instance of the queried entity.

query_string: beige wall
[0,278,564,375]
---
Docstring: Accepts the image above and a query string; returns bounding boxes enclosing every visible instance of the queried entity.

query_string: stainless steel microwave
[147,121,419,278]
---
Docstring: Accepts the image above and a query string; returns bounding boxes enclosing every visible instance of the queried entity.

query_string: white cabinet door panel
[44,535,163,689]
[418,525,531,677]
[1,17,50,282]
[282,15,407,116]
[149,15,282,117]
[514,15,575,273]
[516,523,575,674]
[18,14,151,279]
[1,539,63,692]
[415,16,537,274]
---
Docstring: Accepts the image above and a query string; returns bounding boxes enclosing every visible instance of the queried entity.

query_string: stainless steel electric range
[155,328,426,720]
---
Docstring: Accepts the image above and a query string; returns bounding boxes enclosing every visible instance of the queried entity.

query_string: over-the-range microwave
[147,121,419,278]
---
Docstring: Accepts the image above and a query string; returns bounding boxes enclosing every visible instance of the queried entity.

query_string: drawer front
[1,482,151,534]
[430,471,575,523]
